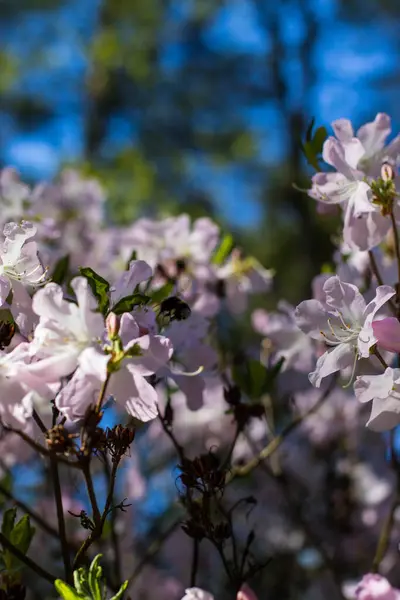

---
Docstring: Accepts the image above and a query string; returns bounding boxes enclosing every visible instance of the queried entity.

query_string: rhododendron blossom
[355,574,400,599]
[295,275,394,386]
[3,112,400,600]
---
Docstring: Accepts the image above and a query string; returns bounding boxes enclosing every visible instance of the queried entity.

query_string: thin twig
[103,456,122,587]
[227,377,336,483]
[50,457,72,583]
[190,539,199,587]
[95,372,111,414]
[390,210,400,297]
[128,379,336,584]
[82,460,101,526]
[7,427,81,469]
[73,458,120,569]
[372,488,400,572]
[368,250,385,287]
[0,531,56,584]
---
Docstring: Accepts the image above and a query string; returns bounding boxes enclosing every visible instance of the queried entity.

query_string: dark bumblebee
[0,320,15,350]
[159,296,191,322]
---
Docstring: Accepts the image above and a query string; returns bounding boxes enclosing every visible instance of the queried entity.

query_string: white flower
[217,250,273,314]
[0,342,54,428]
[109,259,152,306]
[29,277,105,380]
[181,589,214,600]
[295,276,395,387]
[0,221,46,289]
[55,312,173,423]
[354,367,400,431]
[252,301,314,372]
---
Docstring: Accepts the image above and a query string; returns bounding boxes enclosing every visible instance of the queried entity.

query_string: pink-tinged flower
[308,114,400,251]
[109,259,152,306]
[56,312,173,423]
[372,317,400,353]
[237,584,258,600]
[354,367,400,431]
[332,113,400,176]
[252,302,314,372]
[0,168,31,226]
[29,276,105,381]
[0,221,48,334]
[0,342,55,428]
[295,276,395,387]
[181,589,214,600]
[217,251,273,314]
[355,573,400,599]
[126,214,220,269]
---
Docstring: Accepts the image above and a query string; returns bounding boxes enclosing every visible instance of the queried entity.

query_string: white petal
[309,344,355,388]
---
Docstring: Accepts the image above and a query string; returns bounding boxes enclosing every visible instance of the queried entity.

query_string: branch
[7,427,81,469]
[73,458,120,569]
[368,250,396,315]
[50,457,72,583]
[128,378,336,584]
[227,378,336,483]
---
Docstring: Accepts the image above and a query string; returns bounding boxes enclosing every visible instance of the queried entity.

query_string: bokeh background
[3,0,400,305]
[2,2,400,598]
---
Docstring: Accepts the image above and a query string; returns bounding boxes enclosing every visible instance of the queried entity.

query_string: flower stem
[390,210,400,319]
[368,250,396,315]
[50,457,72,583]
[95,372,111,414]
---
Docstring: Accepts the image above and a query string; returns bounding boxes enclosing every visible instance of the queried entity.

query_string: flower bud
[381,162,396,181]
[106,312,120,339]
[237,585,258,600]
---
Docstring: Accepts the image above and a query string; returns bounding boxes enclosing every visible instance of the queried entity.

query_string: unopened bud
[381,162,396,181]
[237,585,259,600]
[106,312,120,339]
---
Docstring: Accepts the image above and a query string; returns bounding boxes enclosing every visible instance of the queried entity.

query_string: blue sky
[3,0,400,227]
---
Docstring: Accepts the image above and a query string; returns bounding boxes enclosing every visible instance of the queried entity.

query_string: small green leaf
[112,293,151,315]
[10,515,35,555]
[51,255,70,285]
[110,580,128,600]
[88,554,103,600]
[305,117,315,142]
[54,579,85,600]
[1,507,16,538]
[79,267,110,315]
[312,126,328,155]
[212,234,234,265]
[73,566,90,596]
[150,281,174,304]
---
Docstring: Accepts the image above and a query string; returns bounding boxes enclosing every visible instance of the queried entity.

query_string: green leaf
[51,255,70,285]
[232,358,284,399]
[150,281,174,304]
[79,267,110,315]
[112,293,151,315]
[305,117,315,142]
[1,507,16,538]
[54,579,85,600]
[212,234,234,265]
[110,580,128,600]
[73,567,90,596]
[10,515,35,555]
[312,126,328,155]
[88,554,103,600]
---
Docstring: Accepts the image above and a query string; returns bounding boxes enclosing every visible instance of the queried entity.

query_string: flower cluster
[3,115,400,599]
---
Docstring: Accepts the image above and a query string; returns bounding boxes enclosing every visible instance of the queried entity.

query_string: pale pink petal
[372,317,400,353]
